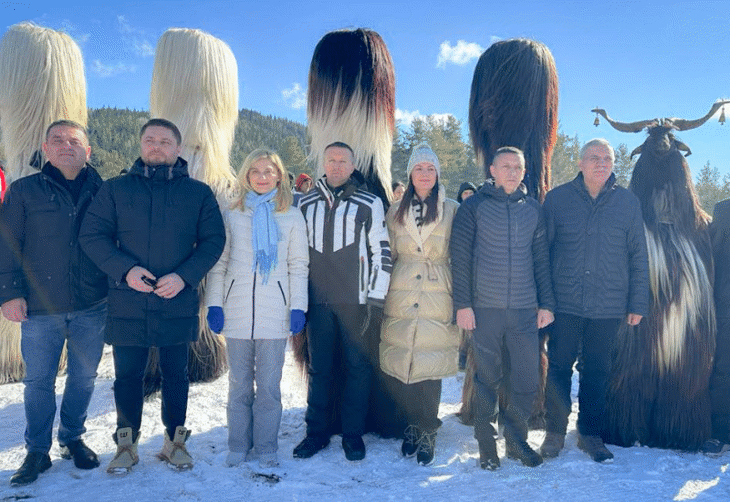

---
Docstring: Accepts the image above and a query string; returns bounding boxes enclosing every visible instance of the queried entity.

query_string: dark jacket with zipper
[450,179,554,312]
[543,172,649,319]
[79,157,225,347]
[0,162,107,315]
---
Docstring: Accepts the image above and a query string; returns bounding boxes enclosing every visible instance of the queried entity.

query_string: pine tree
[613,143,635,188]
[695,161,725,214]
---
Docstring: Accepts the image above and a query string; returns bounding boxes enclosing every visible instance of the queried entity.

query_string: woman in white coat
[206,149,308,468]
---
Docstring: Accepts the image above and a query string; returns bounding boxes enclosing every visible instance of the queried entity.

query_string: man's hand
[627,313,643,326]
[154,273,185,299]
[1,298,27,322]
[537,309,554,329]
[126,265,156,293]
[456,307,476,331]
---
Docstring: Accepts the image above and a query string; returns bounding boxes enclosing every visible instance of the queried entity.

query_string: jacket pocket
[277,280,287,305]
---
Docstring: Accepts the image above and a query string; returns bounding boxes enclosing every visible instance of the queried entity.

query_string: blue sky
[3,0,730,178]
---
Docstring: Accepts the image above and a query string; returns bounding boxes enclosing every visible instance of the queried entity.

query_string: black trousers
[381,373,442,434]
[710,317,730,442]
[544,314,621,437]
[305,303,371,437]
[113,343,189,440]
[472,308,539,443]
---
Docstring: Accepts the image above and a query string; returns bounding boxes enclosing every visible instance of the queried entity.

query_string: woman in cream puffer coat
[379,143,459,466]
[206,149,308,469]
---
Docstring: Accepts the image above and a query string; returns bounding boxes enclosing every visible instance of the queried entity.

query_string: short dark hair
[45,120,88,142]
[492,146,525,165]
[140,118,182,145]
[324,141,354,157]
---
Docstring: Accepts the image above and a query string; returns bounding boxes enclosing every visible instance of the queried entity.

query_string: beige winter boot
[107,427,139,474]
[157,426,193,470]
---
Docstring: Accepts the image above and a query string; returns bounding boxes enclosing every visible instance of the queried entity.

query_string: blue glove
[207,306,224,334]
[290,309,306,333]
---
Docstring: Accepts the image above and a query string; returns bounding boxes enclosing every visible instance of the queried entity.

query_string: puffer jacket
[206,204,308,339]
[543,172,649,318]
[450,179,555,312]
[79,157,225,347]
[380,185,460,384]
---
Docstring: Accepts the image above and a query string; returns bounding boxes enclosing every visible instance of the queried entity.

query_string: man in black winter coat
[540,138,649,463]
[450,147,555,471]
[1,120,108,486]
[706,199,730,454]
[79,118,225,473]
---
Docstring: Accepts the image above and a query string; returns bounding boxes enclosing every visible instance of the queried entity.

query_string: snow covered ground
[1,345,729,502]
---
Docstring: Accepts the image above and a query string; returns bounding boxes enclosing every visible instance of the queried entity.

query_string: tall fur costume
[292,27,398,437]
[0,22,86,383]
[460,38,559,428]
[306,28,395,203]
[604,123,715,450]
[144,28,240,394]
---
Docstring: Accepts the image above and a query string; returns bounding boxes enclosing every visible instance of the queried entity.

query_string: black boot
[416,430,436,466]
[60,439,100,469]
[293,434,330,459]
[478,436,500,470]
[506,436,543,467]
[10,452,52,486]
[401,425,419,457]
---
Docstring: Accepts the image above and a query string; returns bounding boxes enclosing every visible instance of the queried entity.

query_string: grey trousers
[226,338,287,455]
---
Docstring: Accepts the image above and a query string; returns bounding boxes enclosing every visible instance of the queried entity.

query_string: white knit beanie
[407,143,440,177]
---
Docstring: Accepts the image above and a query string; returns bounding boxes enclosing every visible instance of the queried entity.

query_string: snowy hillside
[1,346,728,502]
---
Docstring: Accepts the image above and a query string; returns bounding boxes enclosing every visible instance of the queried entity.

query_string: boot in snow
[157,426,193,470]
[401,425,419,457]
[416,430,437,466]
[107,427,138,474]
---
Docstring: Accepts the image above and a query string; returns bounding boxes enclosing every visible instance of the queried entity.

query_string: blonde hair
[231,148,293,213]
[150,28,239,198]
[0,22,87,182]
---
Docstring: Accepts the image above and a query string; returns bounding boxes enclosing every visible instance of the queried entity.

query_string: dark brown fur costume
[294,28,399,437]
[604,125,715,450]
[460,38,558,429]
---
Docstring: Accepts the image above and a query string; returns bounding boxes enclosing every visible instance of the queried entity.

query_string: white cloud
[396,109,456,127]
[116,15,133,34]
[90,59,137,77]
[133,40,155,57]
[282,83,306,110]
[436,40,484,68]
[59,19,90,44]
[116,15,154,57]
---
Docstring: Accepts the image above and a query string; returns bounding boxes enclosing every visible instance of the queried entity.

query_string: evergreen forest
[1,108,729,214]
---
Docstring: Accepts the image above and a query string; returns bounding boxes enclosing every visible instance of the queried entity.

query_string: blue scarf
[246,189,279,285]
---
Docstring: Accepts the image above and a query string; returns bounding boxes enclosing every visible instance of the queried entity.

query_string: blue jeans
[21,301,107,453]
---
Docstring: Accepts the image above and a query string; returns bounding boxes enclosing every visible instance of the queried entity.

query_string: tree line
[1,108,728,214]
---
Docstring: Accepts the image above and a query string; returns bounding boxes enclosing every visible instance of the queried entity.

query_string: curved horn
[668,100,730,131]
[591,108,657,133]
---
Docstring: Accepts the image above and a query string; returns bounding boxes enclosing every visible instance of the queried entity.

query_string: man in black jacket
[0,120,108,486]
[706,199,730,454]
[294,142,391,462]
[450,147,555,470]
[79,118,225,473]
[540,138,649,462]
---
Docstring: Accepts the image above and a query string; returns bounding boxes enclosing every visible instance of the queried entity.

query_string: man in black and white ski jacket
[294,142,391,462]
